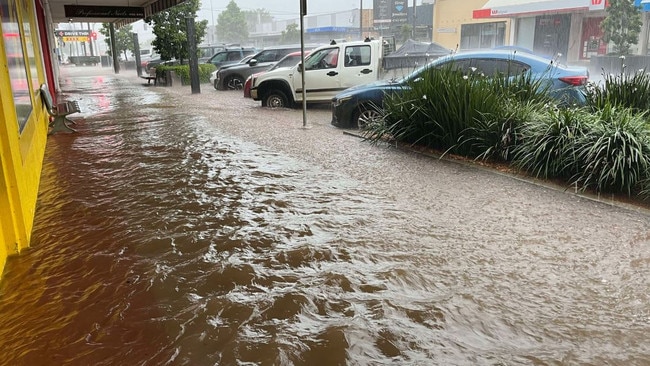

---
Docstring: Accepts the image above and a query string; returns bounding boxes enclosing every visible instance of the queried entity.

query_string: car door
[293,46,342,102]
[209,52,228,67]
[339,44,377,89]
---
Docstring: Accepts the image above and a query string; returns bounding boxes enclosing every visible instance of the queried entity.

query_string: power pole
[360,0,363,39]
[412,0,417,39]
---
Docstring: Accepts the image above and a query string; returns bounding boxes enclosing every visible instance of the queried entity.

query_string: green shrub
[365,59,650,199]
[463,100,540,161]
[586,68,650,112]
[513,106,594,180]
[367,65,547,160]
[571,103,650,195]
[156,64,217,84]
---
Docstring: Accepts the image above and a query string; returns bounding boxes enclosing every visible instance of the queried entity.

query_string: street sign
[55,30,91,37]
[63,36,89,42]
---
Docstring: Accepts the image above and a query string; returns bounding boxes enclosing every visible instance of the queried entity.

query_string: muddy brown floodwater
[0,67,648,366]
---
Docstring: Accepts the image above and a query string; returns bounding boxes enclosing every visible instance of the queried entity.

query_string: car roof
[285,50,312,57]
[448,49,552,61]
[212,47,255,54]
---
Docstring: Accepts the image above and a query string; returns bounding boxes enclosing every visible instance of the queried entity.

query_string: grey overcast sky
[197,0,369,22]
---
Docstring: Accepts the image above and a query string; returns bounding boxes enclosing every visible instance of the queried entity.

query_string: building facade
[433,0,512,52]
[1,0,52,275]
[471,0,650,63]
[0,0,184,279]
[249,4,434,48]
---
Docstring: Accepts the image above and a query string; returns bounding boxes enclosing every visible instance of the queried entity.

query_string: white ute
[249,38,392,108]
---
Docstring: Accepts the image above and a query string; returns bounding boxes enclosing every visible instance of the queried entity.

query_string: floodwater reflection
[0,69,648,365]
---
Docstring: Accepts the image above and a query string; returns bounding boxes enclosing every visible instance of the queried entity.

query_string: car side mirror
[297,63,303,72]
[248,59,258,66]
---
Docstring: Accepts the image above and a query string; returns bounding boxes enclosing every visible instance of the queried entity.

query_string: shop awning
[473,0,590,19]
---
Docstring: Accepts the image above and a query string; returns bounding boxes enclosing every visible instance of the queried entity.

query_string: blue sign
[306,27,353,33]
[635,0,650,12]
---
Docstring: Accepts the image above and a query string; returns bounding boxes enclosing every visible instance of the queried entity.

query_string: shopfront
[473,0,610,63]
[533,14,572,60]
[0,0,51,274]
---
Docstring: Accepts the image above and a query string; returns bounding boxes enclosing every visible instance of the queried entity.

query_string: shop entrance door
[533,14,571,62]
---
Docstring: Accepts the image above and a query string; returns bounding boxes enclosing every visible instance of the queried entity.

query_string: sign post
[300,0,308,128]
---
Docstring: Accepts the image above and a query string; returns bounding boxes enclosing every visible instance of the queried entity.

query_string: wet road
[0,67,648,365]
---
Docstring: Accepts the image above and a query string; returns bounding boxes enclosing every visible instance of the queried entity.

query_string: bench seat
[140,75,157,85]
[40,84,81,135]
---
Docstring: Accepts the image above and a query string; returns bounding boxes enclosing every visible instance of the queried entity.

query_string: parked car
[205,47,257,68]
[210,54,255,88]
[250,38,397,108]
[197,43,240,63]
[243,51,311,98]
[143,56,165,75]
[139,49,159,68]
[211,45,312,90]
[331,49,590,129]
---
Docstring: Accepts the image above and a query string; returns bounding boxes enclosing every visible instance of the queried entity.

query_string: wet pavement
[0,66,649,365]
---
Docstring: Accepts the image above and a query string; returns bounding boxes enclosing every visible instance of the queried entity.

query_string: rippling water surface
[0,69,648,365]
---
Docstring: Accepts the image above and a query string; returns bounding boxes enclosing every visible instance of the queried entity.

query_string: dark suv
[213,45,307,90]
[205,47,257,69]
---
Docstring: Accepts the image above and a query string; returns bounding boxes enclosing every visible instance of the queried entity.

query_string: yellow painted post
[0,22,28,260]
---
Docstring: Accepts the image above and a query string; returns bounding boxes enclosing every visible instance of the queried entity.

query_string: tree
[242,8,273,33]
[216,0,249,43]
[601,0,643,55]
[144,0,207,63]
[99,23,135,60]
[399,24,413,43]
[280,23,301,45]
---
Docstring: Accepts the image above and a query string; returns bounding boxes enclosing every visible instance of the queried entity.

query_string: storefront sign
[64,5,145,19]
[374,0,391,24]
[55,30,90,37]
[62,36,89,42]
[392,0,408,25]
[437,28,457,33]
[589,0,608,10]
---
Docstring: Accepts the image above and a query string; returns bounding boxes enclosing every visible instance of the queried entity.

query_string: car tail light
[559,75,588,86]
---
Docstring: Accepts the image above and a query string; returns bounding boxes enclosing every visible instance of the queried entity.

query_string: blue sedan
[331,49,589,129]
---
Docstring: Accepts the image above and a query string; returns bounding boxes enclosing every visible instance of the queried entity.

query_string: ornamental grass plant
[364,60,650,201]
[586,67,650,112]
[571,103,650,195]
[512,106,593,181]
[366,65,548,160]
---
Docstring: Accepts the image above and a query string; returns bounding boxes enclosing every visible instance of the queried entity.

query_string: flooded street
[0,67,649,365]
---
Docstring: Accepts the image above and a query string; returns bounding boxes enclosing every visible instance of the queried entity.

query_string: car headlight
[332,95,352,107]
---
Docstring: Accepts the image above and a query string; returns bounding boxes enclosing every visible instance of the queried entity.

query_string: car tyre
[263,90,289,109]
[225,76,244,90]
[213,80,219,90]
[354,104,383,129]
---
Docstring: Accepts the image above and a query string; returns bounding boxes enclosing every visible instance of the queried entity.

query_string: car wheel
[213,80,219,90]
[263,90,289,108]
[225,76,244,90]
[355,104,383,129]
